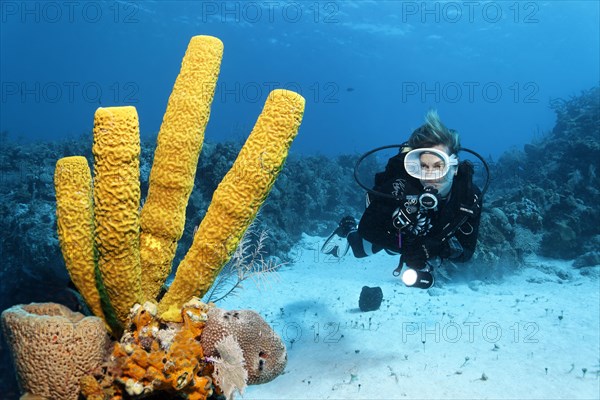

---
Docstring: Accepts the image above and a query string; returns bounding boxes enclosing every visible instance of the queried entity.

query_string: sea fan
[211,335,248,399]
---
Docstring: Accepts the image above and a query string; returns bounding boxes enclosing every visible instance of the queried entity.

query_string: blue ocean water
[1,1,598,159]
[1,2,599,400]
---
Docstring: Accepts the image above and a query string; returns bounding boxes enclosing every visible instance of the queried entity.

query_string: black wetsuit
[348,149,482,265]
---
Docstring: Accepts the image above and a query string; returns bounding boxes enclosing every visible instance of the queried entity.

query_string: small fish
[346,87,355,92]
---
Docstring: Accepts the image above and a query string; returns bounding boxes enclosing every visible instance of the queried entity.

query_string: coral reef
[52,35,304,330]
[3,34,303,399]
[0,77,598,396]
[0,303,110,400]
[92,299,214,400]
[482,87,600,263]
[573,251,600,269]
[80,299,283,399]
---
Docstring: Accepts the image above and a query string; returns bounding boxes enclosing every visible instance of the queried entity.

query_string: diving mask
[404,147,458,181]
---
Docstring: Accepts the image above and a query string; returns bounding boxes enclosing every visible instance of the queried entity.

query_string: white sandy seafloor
[215,234,600,400]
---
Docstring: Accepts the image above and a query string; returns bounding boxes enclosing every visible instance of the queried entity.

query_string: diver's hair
[408,110,461,155]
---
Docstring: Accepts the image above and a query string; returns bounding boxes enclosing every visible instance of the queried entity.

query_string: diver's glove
[335,215,357,238]
[402,237,445,266]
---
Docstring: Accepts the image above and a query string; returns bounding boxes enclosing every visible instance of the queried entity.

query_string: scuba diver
[322,110,488,289]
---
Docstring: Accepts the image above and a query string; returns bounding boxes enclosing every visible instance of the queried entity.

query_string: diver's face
[419,145,457,197]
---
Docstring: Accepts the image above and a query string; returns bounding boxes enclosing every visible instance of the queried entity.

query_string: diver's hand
[403,238,443,265]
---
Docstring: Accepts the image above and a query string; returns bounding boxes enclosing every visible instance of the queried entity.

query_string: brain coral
[201,307,287,385]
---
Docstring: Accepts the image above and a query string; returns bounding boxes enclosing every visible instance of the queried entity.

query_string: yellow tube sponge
[54,156,107,326]
[140,35,224,302]
[92,106,142,325]
[158,89,305,321]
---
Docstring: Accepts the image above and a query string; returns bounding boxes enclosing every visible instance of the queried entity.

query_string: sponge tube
[54,156,108,329]
[92,106,142,325]
[158,90,305,321]
[139,35,224,301]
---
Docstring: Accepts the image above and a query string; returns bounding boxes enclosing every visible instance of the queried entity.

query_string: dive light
[401,267,435,289]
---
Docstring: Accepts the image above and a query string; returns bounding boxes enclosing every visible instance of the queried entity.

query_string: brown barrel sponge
[1,303,111,400]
